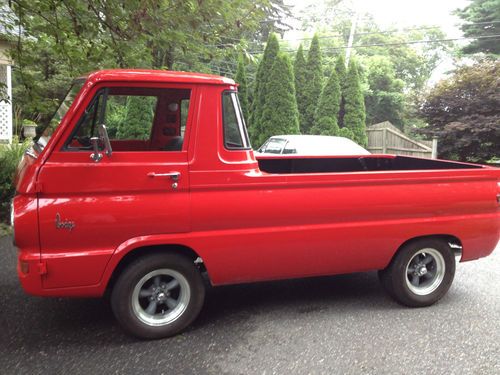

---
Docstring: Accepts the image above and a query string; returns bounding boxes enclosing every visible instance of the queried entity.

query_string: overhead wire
[247,34,500,55]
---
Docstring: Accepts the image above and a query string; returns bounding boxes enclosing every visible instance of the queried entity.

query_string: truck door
[37,84,195,289]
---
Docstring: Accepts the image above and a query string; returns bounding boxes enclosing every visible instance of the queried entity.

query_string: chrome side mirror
[98,123,112,157]
[89,124,112,163]
[90,137,103,162]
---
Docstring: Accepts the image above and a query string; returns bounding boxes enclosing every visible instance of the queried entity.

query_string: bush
[0,139,30,224]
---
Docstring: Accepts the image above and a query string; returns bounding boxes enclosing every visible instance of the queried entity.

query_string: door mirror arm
[90,137,103,162]
[98,123,112,157]
[93,88,112,159]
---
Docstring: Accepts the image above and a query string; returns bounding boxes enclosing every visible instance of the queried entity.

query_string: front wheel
[111,253,205,339]
[378,239,456,307]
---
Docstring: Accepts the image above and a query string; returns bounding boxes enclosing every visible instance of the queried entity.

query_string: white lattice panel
[0,64,12,143]
[0,104,11,139]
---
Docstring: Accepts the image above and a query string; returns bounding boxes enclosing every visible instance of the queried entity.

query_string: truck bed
[257,154,485,174]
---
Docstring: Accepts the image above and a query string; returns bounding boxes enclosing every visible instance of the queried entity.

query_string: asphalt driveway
[0,235,499,374]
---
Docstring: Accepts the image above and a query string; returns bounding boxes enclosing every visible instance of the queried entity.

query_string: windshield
[35,80,84,149]
[258,138,287,154]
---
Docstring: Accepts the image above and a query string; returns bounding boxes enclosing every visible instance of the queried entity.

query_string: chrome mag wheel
[405,248,446,296]
[131,269,191,327]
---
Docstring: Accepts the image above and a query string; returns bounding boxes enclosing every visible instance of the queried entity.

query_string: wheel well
[105,244,207,296]
[397,235,463,261]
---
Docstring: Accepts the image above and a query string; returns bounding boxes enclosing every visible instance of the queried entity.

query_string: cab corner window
[222,91,250,150]
[65,87,191,152]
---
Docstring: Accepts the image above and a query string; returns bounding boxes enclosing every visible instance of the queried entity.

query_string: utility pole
[345,10,358,66]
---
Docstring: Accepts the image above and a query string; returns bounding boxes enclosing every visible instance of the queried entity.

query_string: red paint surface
[12,69,500,297]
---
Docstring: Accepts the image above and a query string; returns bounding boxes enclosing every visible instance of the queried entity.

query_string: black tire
[378,239,455,307]
[111,253,205,339]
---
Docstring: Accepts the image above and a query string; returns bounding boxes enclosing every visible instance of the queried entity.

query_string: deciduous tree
[363,56,405,128]
[5,0,290,128]
[419,60,499,162]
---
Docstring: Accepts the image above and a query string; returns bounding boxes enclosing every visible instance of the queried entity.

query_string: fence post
[432,137,438,159]
[382,128,387,154]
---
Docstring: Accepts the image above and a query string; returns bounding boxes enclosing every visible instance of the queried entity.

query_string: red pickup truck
[12,70,500,339]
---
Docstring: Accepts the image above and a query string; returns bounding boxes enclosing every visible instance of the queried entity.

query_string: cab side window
[65,87,191,152]
[222,91,250,150]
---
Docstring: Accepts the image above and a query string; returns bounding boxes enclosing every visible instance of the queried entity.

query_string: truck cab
[14,70,254,289]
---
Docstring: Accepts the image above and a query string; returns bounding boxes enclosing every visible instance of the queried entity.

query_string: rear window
[222,92,250,150]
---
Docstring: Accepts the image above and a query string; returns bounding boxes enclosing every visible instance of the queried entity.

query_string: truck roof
[82,69,235,86]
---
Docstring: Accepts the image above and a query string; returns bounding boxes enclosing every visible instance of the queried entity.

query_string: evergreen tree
[293,44,308,129]
[259,54,300,144]
[343,59,367,146]
[338,127,354,139]
[249,33,280,145]
[235,54,250,124]
[456,0,500,55]
[302,34,323,134]
[117,96,156,140]
[311,70,341,136]
[335,54,347,128]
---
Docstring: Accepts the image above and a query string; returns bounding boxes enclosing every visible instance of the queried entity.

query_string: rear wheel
[111,253,205,339]
[379,239,455,307]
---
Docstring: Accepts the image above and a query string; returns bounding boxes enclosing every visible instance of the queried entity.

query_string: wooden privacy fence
[366,121,437,159]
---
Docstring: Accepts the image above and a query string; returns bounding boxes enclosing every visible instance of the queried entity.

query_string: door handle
[147,172,180,181]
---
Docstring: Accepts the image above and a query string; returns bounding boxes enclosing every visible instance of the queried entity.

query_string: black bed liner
[257,155,483,174]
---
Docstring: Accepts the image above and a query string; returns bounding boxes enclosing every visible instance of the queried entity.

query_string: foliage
[301,7,452,92]
[6,0,290,128]
[0,222,12,237]
[311,69,341,136]
[249,33,280,144]
[116,96,156,140]
[363,56,405,128]
[456,0,500,55]
[0,82,9,104]
[234,54,250,124]
[293,44,308,130]
[297,8,453,133]
[302,34,323,134]
[355,27,452,93]
[251,0,294,42]
[338,127,354,139]
[419,60,500,162]
[334,54,347,128]
[259,53,300,145]
[0,138,30,224]
[343,59,367,146]
[105,98,127,138]
[299,0,348,32]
